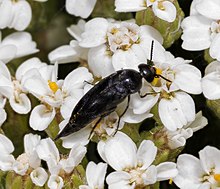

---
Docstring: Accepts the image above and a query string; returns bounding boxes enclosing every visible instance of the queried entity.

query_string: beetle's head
[138,63,156,83]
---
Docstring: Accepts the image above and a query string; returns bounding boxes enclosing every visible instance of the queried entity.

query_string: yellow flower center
[150,0,156,2]
[158,1,165,10]
[169,178,173,185]
[48,80,59,93]
[214,174,220,181]
[151,67,162,86]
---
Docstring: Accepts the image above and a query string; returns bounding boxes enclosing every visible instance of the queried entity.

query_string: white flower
[24,62,93,130]
[79,162,108,189]
[48,19,88,64]
[36,137,86,175]
[30,167,48,187]
[65,0,97,18]
[174,146,220,189]
[126,53,202,131]
[98,132,178,188]
[79,18,165,77]
[13,133,41,176]
[202,60,220,100]
[115,0,177,22]
[48,175,64,189]
[181,0,220,61]
[0,0,31,30]
[0,134,15,171]
[0,58,43,114]
[0,31,39,63]
[165,111,208,149]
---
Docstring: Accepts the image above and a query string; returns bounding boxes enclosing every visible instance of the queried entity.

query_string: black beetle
[55,41,171,140]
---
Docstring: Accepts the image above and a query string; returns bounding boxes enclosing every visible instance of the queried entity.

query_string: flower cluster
[0,0,220,189]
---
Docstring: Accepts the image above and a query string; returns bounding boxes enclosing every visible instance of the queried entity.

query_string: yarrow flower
[123,50,202,131]
[79,17,165,77]
[165,111,208,149]
[79,161,107,189]
[181,0,220,61]
[0,0,47,31]
[0,31,39,63]
[23,62,93,130]
[98,132,178,188]
[174,145,220,189]
[0,133,48,186]
[115,0,177,22]
[36,137,86,189]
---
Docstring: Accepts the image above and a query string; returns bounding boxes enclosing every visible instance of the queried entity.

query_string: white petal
[0,134,14,154]
[204,61,220,75]
[174,154,204,187]
[190,0,203,15]
[202,72,220,100]
[63,67,93,92]
[210,34,220,61]
[79,18,108,48]
[23,74,51,98]
[188,111,208,132]
[65,0,97,18]
[0,60,11,79]
[0,108,6,126]
[173,64,202,94]
[88,45,114,78]
[139,25,163,44]
[36,138,59,162]
[181,16,212,50]
[196,0,220,20]
[104,133,137,171]
[142,165,157,185]
[16,57,44,81]
[137,140,157,170]
[9,0,32,31]
[67,19,86,41]
[9,93,31,114]
[48,44,81,64]
[152,1,176,22]
[29,105,55,131]
[48,175,64,189]
[86,162,107,188]
[199,146,220,174]
[30,167,48,187]
[159,95,192,131]
[24,133,41,165]
[1,32,39,58]
[0,45,17,63]
[112,49,140,71]
[156,162,178,181]
[0,154,15,171]
[0,74,13,97]
[59,119,90,148]
[0,0,13,29]
[115,0,146,12]
[122,108,153,123]
[130,93,159,114]
[106,171,132,189]
[60,144,86,173]
[13,160,29,176]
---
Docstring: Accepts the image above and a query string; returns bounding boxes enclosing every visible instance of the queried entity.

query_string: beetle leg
[112,95,130,136]
[88,117,102,139]
[84,80,94,85]
[138,91,159,98]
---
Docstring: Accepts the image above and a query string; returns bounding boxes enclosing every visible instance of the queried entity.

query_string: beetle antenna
[147,40,154,66]
[157,74,172,83]
[150,40,154,61]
